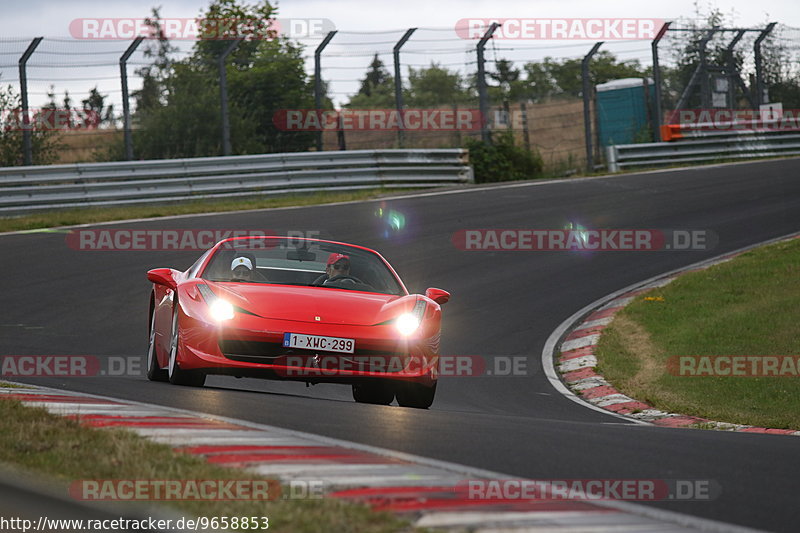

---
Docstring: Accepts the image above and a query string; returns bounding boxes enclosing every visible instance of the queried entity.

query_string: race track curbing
[0,383,759,532]
[554,238,800,436]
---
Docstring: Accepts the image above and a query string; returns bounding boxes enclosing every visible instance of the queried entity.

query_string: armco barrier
[659,115,800,141]
[607,130,800,172]
[0,149,473,217]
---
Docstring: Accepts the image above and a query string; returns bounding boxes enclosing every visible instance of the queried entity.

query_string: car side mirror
[425,288,450,305]
[147,268,177,291]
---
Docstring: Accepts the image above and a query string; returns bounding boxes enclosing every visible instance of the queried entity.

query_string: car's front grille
[219,340,286,358]
[219,338,420,377]
[219,339,401,362]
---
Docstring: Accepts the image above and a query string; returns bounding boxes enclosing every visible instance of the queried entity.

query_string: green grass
[595,237,800,429]
[0,396,412,532]
[0,189,407,234]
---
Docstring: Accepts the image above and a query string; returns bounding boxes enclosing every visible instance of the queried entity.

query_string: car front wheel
[146,303,168,382]
[352,381,394,405]
[395,381,436,409]
[167,301,206,387]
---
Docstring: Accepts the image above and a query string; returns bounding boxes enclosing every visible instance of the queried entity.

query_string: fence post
[120,37,144,161]
[674,28,717,112]
[314,31,337,151]
[606,145,619,173]
[477,22,500,144]
[393,28,416,148]
[651,22,670,141]
[754,22,777,107]
[723,30,755,110]
[19,37,43,166]
[337,112,346,150]
[582,42,602,172]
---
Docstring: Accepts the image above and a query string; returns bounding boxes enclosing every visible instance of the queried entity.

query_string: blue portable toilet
[596,78,655,147]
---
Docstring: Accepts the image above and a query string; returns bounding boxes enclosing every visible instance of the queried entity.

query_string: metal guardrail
[0,149,473,217]
[607,130,800,172]
[659,117,800,141]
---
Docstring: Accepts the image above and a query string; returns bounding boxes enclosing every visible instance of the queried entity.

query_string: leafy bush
[466,131,543,183]
[0,83,62,166]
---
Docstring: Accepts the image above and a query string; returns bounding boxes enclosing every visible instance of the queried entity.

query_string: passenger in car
[231,256,254,281]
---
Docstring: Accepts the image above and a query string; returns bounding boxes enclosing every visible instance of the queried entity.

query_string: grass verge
[0,395,412,532]
[0,189,411,234]
[595,237,800,430]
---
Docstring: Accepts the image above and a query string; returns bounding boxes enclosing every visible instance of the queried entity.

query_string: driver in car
[325,253,351,283]
[314,253,354,285]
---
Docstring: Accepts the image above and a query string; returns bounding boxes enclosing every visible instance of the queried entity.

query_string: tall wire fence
[0,20,798,173]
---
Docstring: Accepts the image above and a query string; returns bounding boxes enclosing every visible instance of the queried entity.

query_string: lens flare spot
[374,202,411,241]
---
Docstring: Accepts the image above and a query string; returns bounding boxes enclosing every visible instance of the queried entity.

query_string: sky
[0,0,798,110]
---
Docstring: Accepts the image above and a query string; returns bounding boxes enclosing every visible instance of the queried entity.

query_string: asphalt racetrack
[3,158,800,531]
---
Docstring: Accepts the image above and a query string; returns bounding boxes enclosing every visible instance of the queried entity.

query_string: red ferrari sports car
[146,236,449,408]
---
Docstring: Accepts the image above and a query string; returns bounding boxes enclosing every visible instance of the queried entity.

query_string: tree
[43,85,57,111]
[192,0,277,67]
[404,63,471,107]
[551,53,645,98]
[520,62,559,102]
[756,23,800,107]
[513,53,646,101]
[0,82,61,166]
[132,7,179,117]
[81,87,115,127]
[657,4,800,109]
[129,0,317,159]
[61,90,74,128]
[345,55,395,108]
[489,59,520,94]
[227,38,316,154]
[664,6,736,109]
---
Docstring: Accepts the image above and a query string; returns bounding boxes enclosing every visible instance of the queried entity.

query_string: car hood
[207,282,413,326]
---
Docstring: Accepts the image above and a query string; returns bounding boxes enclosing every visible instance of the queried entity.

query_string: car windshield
[200,238,405,296]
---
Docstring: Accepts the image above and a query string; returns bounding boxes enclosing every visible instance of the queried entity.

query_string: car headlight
[395,300,427,336]
[198,284,235,322]
[209,299,235,321]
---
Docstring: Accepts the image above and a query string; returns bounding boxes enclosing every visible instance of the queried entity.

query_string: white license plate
[282,333,355,354]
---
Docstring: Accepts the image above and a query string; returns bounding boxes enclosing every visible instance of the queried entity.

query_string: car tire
[146,302,168,382]
[167,299,206,387]
[352,381,394,405]
[395,381,436,409]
